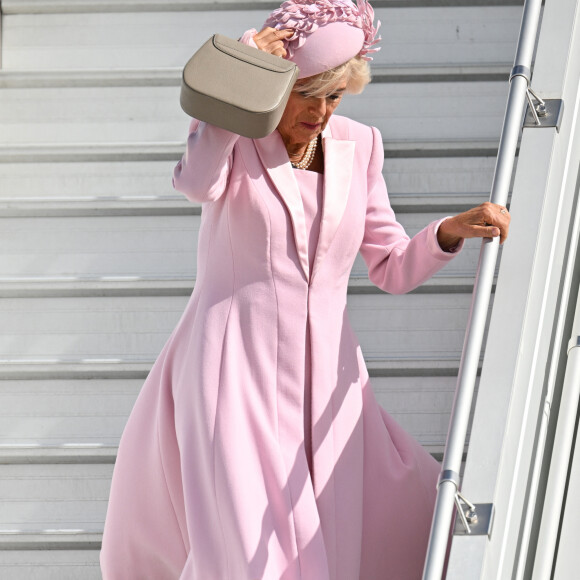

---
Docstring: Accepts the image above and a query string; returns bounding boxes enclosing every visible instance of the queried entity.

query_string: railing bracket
[523,94,564,131]
[454,501,494,537]
[509,66,564,132]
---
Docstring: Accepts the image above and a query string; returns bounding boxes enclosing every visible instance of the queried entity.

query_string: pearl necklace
[291,136,318,170]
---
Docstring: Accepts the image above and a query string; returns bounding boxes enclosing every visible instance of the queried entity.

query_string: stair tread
[0,63,513,89]
[0,292,478,362]
[0,212,486,273]
[0,191,489,213]
[1,4,522,72]
[0,82,509,146]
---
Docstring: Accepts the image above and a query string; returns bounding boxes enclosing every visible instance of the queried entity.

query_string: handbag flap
[212,34,297,74]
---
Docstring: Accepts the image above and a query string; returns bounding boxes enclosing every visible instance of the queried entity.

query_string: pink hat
[264,0,381,79]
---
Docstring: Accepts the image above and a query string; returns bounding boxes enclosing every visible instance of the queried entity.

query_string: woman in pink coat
[100,1,510,578]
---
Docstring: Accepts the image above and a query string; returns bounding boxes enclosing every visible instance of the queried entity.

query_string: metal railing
[422,0,546,577]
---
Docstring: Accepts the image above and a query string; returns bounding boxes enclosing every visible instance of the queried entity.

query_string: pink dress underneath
[293,168,324,275]
[293,168,324,479]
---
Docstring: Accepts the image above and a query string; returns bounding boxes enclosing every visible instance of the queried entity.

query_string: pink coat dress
[100,114,461,580]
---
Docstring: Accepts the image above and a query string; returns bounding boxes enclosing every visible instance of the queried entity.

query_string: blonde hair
[294,56,371,98]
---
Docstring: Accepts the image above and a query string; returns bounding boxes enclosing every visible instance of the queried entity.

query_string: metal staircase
[0,1,522,577]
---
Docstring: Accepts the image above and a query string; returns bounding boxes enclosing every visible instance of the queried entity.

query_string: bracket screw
[466,509,478,524]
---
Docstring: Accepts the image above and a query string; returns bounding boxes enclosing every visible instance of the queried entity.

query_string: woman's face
[277,79,348,148]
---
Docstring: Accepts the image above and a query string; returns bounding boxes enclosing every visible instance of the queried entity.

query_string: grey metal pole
[422,0,544,577]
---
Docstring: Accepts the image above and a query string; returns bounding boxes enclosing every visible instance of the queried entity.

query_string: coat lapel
[254,131,310,282]
[253,122,355,283]
[311,125,355,281]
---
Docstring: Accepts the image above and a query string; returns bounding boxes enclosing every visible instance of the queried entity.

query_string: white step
[0,156,502,200]
[0,374,474,460]
[0,374,470,453]
[0,350,475,381]
[0,295,187,359]
[384,156,515,197]
[0,531,101,550]
[0,64,512,90]
[0,214,199,278]
[0,463,112,530]
[339,81,508,143]
[0,81,509,144]
[0,140,505,166]
[0,292,476,362]
[348,291,479,363]
[0,379,141,447]
[0,360,151,381]
[0,550,102,580]
[371,375,479,452]
[0,159,177,200]
[0,193,491,218]
[0,446,118,464]
[0,85,187,144]
[0,5,522,70]
[0,277,197,298]
[0,213,487,279]
[0,274,480,300]
[0,141,183,163]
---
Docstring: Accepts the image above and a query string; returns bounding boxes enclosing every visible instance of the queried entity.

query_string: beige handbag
[180,34,299,139]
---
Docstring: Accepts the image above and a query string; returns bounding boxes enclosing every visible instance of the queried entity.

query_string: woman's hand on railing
[437,202,511,252]
[252,27,294,57]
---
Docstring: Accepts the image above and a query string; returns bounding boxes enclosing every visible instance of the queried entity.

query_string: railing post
[421,0,545,577]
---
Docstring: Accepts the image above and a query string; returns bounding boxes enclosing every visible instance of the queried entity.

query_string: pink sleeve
[239,29,259,48]
[359,126,464,295]
[172,118,240,204]
[173,28,260,203]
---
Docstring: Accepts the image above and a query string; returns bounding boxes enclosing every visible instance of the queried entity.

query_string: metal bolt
[466,509,478,524]
[536,103,547,117]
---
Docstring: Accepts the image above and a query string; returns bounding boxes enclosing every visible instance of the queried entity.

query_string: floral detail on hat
[264,0,381,61]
